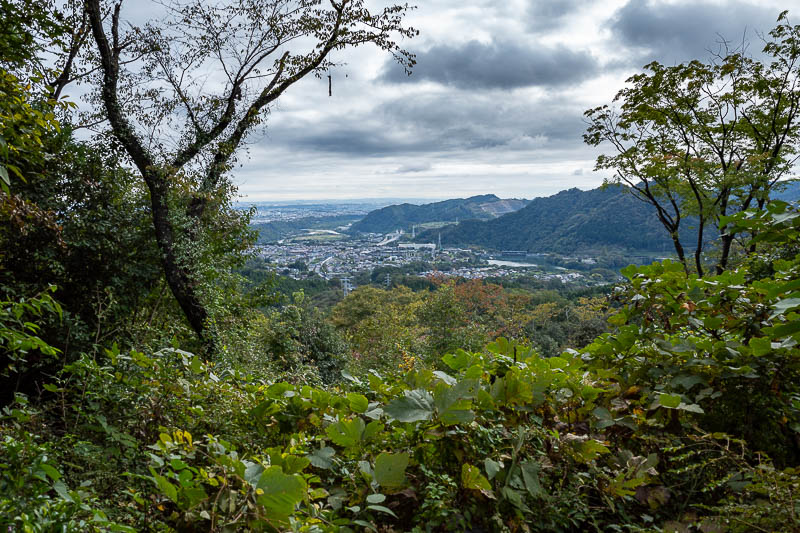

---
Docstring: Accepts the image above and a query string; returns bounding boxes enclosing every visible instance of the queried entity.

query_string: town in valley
[246,200,636,292]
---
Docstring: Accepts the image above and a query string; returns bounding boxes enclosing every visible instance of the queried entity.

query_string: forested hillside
[350,194,528,234]
[3,3,800,533]
[420,185,698,253]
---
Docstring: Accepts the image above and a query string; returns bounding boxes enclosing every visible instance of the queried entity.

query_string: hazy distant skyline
[222,1,787,200]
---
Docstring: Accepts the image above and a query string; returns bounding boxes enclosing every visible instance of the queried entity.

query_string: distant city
[243,200,623,292]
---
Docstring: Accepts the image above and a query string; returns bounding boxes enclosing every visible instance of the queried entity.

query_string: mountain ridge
[415,185,700,254]
[348,194,528,234]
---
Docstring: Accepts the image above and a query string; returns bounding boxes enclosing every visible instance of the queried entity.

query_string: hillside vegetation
[417,185,692,253]
[4,201,800,532]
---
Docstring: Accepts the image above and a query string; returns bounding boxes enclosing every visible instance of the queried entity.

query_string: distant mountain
[349,194,528,234]
[416,185,697,254]
[772,180,800,202]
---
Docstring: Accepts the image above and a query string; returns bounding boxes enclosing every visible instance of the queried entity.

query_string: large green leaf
[461,463,492,493]
[326,417,365,448]
[347,393,369,413]
[250,399,282,420]
[374,452,409,488]
[670,374,704,391]
[773,298,800,317]
[362,420,384,441]
[748,337,772,357]
[183,487,207,509]
[520,460,543,498]
[384,389,434,423]
[434,379,477,426]
[657,393,682,409]
[676,402,704,414]
[439,402,475,425]
[282,455,311,474]
[153,473,178,503]
[307,447,336,470]
[769,320,800,338]
[441,349,472,371]
[573,439,610,462]
[484,458,502,480]
[256,466,306,525]
[244,462,264,487]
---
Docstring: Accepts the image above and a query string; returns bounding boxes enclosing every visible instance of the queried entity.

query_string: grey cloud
[526,0,587,33]
[396,163,433,173]
[382,40,598,89]
[262,91,589,159]
[379,93,588,145]
[283,126,431,156]
[609,1,778,65]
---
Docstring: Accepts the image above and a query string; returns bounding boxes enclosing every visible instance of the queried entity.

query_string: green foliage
[129,341,626,531]
[332,286,425,372]
[585,13,800,273]
[0,69,62,191]
[0,287,61,400]
[584,201,800,465]
[261,293,348,384]
[374,452,409,488]
[0,0,66,71]
[0,432,131,532]
[0,288,86,530]
[0,127,187,428]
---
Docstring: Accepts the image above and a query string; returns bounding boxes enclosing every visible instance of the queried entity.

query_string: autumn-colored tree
[332,286,423,372]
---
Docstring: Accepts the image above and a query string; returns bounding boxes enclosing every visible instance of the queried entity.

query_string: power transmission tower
[341,276,353,297]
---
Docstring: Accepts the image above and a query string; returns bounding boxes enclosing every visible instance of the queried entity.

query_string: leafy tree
[416,282,487,357]
[2,133,162,334]
[585,11,800,276]
[82,0,417,347]
[0,0,66,71]
[331,286,423,371]
[0,70,61,192]
[584,201,800,465]
[262,292,348,384]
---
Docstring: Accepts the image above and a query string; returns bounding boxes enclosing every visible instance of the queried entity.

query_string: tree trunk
[694,216,705,277]
[716,192,733,274]
[716,233,734,275]
[147,174,212,347]
[85,0,407,351]
[670,230,688,274]
[87,0,213,349]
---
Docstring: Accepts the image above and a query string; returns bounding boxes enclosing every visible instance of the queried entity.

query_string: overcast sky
[201,1,788,200]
